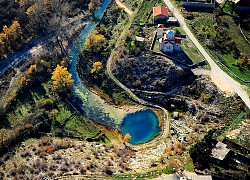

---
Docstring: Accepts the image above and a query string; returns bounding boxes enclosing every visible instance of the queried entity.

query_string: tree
[27,64,37,76]
[0,21,23,58]
[91,61,103,73]
[19,75,31,87]
[84,30,105,53]
[189,130,215,168]
[118,133,131,145]
[51,64,73,93]
[88,0,101,14]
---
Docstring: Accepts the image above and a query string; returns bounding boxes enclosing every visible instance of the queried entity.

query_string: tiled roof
[153,6,168,17]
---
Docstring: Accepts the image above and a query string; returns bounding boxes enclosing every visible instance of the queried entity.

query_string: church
[158,30,182,53]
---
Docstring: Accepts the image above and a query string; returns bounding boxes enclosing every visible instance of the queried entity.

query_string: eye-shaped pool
[121,109,161,145]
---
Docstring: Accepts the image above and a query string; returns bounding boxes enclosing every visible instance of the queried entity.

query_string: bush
[49,164,58,171]
[47,147,55,154]
[42,99,55,110]
[60,165,69,172]
[80,167,86,175]
[54,139,70,150]
[20,150,31,157]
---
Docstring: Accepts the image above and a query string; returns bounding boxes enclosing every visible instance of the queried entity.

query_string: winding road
[163,0,250,110]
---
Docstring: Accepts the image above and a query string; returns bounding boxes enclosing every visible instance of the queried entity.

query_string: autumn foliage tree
[91,61,103,73]
[88,0,101,13]
[84,30,105,53]
[234,52,250,70]
[118,133,131,145]
[51,64,73,94]
[0,21,23,58]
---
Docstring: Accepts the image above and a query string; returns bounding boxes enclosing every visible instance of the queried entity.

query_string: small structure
[167,17,178,24]
[211,142,230,161]
[153,6,169,24]
[173,112,179,119]
[154,24,164,39]
[183,171,213,180]
[234,0,250,12]
[182,0,215,9]
[135,36,145,42]
[158,30,182,53]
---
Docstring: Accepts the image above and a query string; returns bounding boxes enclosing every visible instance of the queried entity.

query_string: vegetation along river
[68,0,160,144]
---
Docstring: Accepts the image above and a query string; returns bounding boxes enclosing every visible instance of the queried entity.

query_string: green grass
[162,166,173,174]
[184,157,194,172]
[134,0,156,24]
[185,12,250,91]
[64,114,101,138]
[55,103,73,124]
[169,0,182,8]
[223,1,233,14]
[7,103,32,128]
[112,169,165,179]
[217,111,245,141]
[210,51,250,82]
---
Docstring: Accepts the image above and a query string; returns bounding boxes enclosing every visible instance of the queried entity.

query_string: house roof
[153,6,168,17]
[211,142,230,161]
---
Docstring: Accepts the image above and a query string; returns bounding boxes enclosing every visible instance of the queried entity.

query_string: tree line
[0,0,101,59]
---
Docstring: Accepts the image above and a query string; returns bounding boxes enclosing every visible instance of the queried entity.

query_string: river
[68,0,161,144]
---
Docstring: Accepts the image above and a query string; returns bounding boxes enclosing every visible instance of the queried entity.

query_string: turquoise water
[121,109,161,144]
[68,0,121,128]
[68,0,161,144]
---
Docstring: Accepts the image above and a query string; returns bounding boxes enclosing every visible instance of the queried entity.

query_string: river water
[68,0,160,144]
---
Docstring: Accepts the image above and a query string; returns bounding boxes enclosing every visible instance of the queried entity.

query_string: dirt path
[115,0,133,16]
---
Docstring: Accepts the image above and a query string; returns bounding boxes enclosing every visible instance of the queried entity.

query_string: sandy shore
[105,104,147,125]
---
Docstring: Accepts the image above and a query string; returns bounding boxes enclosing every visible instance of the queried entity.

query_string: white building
[158,30,182,53]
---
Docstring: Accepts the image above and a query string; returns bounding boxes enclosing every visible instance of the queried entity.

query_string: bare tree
[29,0,70,55]
[49,0,71,55]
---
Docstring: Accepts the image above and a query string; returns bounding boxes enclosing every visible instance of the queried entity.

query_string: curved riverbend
[121,109,160,144]
[68,0,161,143]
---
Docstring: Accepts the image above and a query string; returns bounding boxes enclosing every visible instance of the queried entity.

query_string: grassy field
[217,109,250,149]
[134,0,156,24]
[112,166,173,179]
[64,114,101,139]
[212,52,250,82]
[2,79,102,140]
[169,1,250,85]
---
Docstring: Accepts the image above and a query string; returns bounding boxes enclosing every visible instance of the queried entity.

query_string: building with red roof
[153,6,169,24]
[158,30,182,53]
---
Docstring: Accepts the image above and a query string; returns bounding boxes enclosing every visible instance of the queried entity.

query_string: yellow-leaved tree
[51,65,73,93]
[84,30,105,53]
[91,61,103,73]
[0,21,23,58]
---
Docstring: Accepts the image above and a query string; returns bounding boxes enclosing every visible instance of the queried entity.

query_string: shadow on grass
[168,51,194,65]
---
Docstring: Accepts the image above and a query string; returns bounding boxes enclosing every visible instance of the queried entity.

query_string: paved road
[163,0,250,110]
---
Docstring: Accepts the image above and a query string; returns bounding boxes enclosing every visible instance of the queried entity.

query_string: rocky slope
[112,55,196,92]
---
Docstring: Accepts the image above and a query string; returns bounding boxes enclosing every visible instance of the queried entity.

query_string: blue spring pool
[120,109,161,145]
